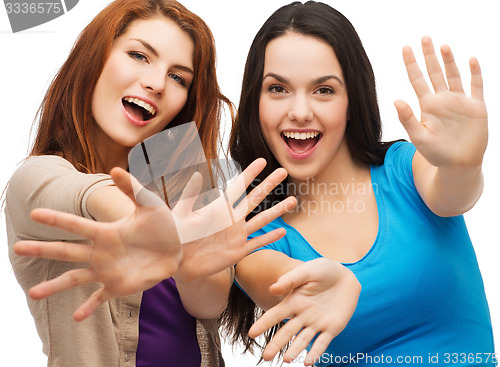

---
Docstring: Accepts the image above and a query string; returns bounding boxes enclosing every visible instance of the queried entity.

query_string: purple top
[136,278,201,366]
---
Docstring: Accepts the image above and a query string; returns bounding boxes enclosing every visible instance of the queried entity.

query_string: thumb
[394,100,422,140]
[269,262,309,297]
[172,171,202,216]
[110,167,165,207]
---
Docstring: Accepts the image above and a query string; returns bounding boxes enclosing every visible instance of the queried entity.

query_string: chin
[286,167,318,182]
[112,134,144,148]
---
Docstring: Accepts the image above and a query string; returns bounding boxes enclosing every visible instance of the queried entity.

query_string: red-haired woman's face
[92,16,194,155]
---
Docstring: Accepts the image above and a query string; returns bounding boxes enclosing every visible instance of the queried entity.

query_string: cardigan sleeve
[5,155,113,241]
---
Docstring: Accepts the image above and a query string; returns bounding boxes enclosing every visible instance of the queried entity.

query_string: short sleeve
[382,141,417,192]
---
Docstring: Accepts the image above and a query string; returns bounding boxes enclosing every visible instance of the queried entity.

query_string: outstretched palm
[16,168,182,321]
[14,159,295,320]
[248,258,361,366]
[172,159,296,283]
[395,36,487,169]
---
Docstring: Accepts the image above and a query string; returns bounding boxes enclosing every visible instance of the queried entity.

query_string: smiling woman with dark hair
[223,1,495,366]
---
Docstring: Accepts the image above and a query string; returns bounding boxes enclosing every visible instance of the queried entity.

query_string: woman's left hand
[172,158,297,283]
[248,258,361,366]
[394,36,487,169]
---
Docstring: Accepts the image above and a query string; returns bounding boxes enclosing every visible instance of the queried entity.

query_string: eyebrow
[130,38,194,75]
[263,72,343,86]
[131,38,159,57]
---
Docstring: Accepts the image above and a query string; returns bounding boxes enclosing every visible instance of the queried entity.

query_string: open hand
[14,167,181,321]
[174,158,297,283]
[249,258,361,365]
[14,159,296,320]
[394,36,487,169]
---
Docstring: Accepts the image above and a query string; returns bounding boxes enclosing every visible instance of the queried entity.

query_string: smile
[122,96,157,127]
[281,130,322,159]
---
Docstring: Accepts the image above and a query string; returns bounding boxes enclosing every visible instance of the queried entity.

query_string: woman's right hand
[14,158,295,320]
[14,167,183,321]
[248,258,361,365]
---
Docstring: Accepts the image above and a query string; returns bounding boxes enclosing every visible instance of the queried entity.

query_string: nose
[141,67,166,96]
[288,93,313,123]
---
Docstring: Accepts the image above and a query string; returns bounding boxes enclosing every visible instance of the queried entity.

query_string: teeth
[124,97,156,116]
[283,131,320,140]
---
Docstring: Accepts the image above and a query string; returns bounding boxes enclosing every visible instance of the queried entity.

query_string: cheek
[169,89,189,116]
[157,89,189,130]
[259,98,281,135]
[98,54,134,94]
[319,101,348,129]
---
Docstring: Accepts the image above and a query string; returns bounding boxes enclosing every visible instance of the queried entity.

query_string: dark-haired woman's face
[92,16,194,156]
[259,32,349,181]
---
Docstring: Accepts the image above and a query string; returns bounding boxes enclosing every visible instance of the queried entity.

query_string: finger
[470,57,484,100]
[243,228,286,255]
[402,45,431,98]
[245,196,296,235]
[262,318,304,361]
[303,332,335,366]
[244,167,288,214]
[440,44,464,93]
[73,288,111,322]
[394,100,423,142]
[29,268,97,300]
[110,167,137,203]
[249,301,294,339]
[14,240,91,263]
[111,167,165,207]
[283,327,317,363]
[269,262,311,297]
[30,208,100,240]
[224,158,267,205]
[172,172,202,216]
[422,36,448,92]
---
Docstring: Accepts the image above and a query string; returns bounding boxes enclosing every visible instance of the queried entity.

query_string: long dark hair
[222,0,401,355]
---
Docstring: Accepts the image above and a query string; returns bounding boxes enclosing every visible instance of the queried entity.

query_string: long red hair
[30,0,231,173]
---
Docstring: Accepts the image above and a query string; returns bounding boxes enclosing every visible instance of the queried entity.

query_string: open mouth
[122,97,157,122]
[282,131,321,154]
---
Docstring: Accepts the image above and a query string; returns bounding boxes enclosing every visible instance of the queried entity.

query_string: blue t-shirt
[251,142,495,366]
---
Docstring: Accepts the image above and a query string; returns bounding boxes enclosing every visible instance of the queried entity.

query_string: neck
[94,131,131,174]
[287,145,372,210]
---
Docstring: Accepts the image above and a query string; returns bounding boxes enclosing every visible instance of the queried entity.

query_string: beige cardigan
[5,156,224,367]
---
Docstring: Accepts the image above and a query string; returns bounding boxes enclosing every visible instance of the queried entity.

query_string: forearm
[174,269,233,319]
[433,164,483,215]
[415,154,484,217]
[87,185,135,222]
[235,250,303,311]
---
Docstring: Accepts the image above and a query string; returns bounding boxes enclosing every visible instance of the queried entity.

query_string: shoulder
[8,155,79,188]
[7,155,111,203]
[383,141,416,170]
[375,141,417,190]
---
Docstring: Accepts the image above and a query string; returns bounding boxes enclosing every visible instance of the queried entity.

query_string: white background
[1,1,498,365]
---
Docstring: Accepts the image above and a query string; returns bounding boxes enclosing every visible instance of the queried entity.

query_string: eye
[128,52,148,62]
[315,87,335,95]
[169,73,186,87]
[268,85,287,94]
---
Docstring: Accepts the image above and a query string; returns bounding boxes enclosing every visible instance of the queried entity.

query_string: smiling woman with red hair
[5,1,293,366]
